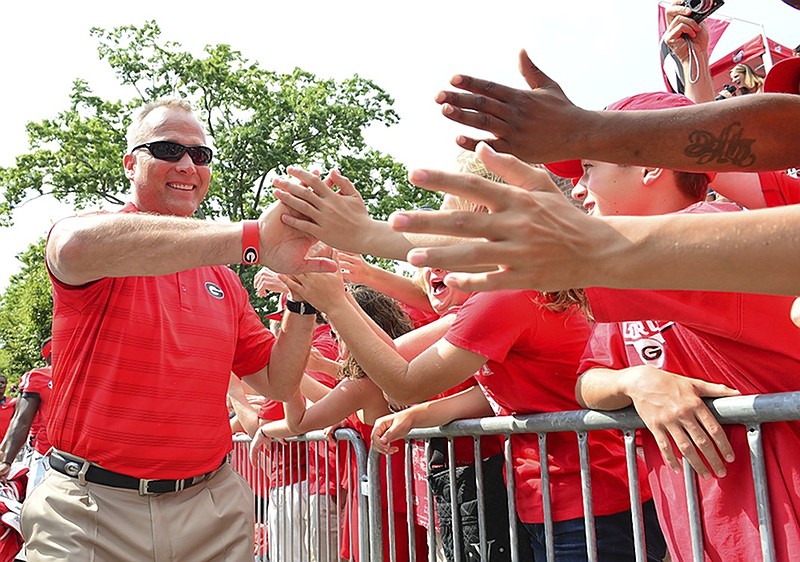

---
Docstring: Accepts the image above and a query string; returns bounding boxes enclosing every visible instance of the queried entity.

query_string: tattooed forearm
[684,123,756,168]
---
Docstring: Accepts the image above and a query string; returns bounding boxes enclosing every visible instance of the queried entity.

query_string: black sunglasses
[131,141,213,166]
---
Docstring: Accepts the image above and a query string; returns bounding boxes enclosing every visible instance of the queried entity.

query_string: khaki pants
[22,463,255,562]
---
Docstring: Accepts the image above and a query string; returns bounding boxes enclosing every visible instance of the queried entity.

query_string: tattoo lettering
[684,122,756,168]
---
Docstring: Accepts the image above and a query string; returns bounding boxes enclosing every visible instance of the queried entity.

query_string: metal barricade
[231,428,369,562]
[364,391,800,562]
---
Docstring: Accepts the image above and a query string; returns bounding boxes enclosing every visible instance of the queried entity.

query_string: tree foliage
[0,21,442,372]
[0,239,52,384]
[0,21,440,227]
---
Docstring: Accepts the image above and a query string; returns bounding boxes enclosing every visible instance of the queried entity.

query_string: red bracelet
[242,220,260,265]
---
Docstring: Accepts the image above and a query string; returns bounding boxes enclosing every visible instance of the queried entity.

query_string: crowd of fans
[2,0,799,560]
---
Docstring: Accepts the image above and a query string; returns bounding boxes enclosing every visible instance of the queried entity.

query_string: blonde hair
[730,64,764,93]
[126,98,198,151]
[450,151,590,317]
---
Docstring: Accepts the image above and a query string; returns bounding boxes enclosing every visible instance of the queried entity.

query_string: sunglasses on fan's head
[130,141,213,166]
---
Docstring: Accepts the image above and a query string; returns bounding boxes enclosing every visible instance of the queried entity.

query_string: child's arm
[576,365,739,479]
[371,386,492,455]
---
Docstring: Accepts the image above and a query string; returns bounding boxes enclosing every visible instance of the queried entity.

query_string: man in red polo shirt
[22,98,335,562]
[0,337,53,497]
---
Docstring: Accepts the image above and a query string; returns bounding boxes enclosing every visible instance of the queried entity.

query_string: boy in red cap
[556,92,800,562]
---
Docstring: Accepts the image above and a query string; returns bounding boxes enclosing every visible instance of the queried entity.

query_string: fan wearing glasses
[27,98,335,562]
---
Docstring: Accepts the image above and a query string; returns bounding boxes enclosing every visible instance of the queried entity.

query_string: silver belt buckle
[138,478,155,496]
[63,461,82,477]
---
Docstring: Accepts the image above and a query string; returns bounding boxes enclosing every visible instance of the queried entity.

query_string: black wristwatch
[286,299,317,315]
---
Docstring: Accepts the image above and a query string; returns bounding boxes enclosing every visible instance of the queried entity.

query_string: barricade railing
[366,391,800,562]
[232,427,369,562]
[231,391,800,562]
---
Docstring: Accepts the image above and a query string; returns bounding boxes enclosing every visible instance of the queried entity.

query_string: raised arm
[436,49,800,172]
[273,167,481,260]
[282,273,485,404]
[662,1,715,103]
[240,308,315,401]
[47,201,336,286]
[337,252,433,313]
[575,365,739,479]
[388,143,800,296]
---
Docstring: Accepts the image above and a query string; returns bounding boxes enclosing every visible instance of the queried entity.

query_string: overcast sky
[0,0,797,289]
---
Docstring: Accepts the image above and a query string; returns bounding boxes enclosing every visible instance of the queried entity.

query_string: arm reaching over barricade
[370,386,492,455]
[273,168,410,259]
[337,251,433,314]
[576,365,739,479]
[389,142,800,296]
[389,143,623,293]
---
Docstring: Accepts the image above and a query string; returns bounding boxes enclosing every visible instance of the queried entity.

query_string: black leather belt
[49,449,225,496]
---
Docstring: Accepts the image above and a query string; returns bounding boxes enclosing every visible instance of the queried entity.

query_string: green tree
[0,21,440,314]
[0,21,440,224]
[0,238,52,384]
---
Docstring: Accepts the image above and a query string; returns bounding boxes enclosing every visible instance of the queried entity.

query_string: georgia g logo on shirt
[205,282,225,300]
[622,320,674,370]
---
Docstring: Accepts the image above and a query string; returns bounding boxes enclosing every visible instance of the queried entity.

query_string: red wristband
[242,220,260,265]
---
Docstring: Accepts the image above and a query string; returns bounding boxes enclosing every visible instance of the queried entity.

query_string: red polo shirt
[48,203,276,479]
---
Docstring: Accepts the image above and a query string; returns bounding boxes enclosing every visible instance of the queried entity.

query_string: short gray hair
[126,98,197,152]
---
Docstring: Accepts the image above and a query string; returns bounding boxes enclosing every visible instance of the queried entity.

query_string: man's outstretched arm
[388,143,800,296]
[437,49,799,172]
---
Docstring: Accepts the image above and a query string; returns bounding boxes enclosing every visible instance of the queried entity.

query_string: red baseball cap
[764,57,800,94]
[264,293,287,322]
[544,92,716,182]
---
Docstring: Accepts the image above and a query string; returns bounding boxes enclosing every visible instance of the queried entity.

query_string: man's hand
[435,49,583,163]
[619,365,740,479]
[388,142,620,292]
[257,201,337,274]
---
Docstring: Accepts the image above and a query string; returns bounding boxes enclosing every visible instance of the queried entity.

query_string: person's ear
[641,167,665,186]
[123,154,136,180]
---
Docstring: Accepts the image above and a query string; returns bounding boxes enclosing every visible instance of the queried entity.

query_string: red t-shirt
[580,203,800,562]
[759,170,800,207]
[19,366,52,454]
[339,413,427,562]
[445,290,647,523]
[48,204,275,479]
[0,397,17,440]
[401,302,440,329]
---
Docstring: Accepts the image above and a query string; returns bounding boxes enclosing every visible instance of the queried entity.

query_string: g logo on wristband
[242,246,259,265]
[241,220,260,265]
